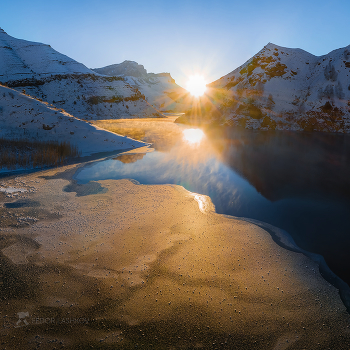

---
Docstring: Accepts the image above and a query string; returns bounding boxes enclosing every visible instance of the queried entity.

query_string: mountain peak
[93,61,147,77]
[263,42,301,53]
[260,42,317,60]
[264,42,279,49]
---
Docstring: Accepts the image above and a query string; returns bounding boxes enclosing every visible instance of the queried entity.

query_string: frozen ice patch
[0,187,27,194]
[190,193,215,214]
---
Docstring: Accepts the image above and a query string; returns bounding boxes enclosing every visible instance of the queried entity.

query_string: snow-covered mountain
[0,28,163,120]
[0,28,94,81]
[92,61,190,112]
[204,43,350,132]
[0,84,145,156]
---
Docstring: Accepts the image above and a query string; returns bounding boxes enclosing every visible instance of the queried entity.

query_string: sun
[185,75,207,97]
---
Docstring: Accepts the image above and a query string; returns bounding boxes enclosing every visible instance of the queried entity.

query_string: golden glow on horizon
[185,75,207,97]
[183,128,205,145]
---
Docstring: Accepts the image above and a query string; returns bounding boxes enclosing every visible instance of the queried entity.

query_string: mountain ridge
[203,42,350,133]
[0,27,95,82]
[0,29,163,120]
[92,60,188,112]
[2,27,350,131]
[93,60,148,77]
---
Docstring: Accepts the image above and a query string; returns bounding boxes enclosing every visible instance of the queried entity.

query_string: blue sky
[1,0,349,87]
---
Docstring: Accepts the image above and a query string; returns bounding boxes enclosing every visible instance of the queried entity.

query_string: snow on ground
[0,85,147,156]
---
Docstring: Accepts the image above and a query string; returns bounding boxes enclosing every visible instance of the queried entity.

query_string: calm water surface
[76,118,350,286]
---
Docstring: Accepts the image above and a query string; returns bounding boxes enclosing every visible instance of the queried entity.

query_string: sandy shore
[0,163,349,349]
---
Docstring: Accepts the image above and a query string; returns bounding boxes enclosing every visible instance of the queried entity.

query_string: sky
[1,0,350,88]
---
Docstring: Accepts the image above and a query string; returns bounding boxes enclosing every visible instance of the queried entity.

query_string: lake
[76,118,350,289]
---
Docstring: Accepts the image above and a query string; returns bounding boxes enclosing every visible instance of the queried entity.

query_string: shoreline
[3,146,350,314]
[0,145,151,179]
[0,164,350,348]
[239,217,350,313]
[71,147,350,314]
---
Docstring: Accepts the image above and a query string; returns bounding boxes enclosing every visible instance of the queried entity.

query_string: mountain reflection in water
[80,118,350,285]
[114,153,146,164]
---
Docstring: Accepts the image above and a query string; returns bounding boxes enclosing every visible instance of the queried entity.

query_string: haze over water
[78,118,350,286]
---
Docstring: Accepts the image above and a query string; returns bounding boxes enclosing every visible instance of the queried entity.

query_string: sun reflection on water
[182,128,205,145]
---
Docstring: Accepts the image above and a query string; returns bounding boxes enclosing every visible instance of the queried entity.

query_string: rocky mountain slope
[92,61,190,112]
[205,43,350,133]
[0,28,162,120]
[0,84,145,156]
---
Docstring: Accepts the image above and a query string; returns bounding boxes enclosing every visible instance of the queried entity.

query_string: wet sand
[0,164,350,349]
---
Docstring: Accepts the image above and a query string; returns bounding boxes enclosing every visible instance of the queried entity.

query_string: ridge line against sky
[1,0,349,87]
